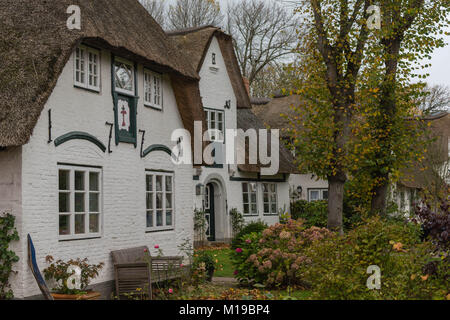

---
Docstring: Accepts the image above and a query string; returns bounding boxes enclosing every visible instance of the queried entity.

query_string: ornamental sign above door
[112,55,137,147]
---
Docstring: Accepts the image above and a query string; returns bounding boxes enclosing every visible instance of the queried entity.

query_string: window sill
[263,214,279,216]
[243,214,259,217]
[74,84,101,94]
[144,103,163,111]
[145,227,175,233]
[59,234,101,242]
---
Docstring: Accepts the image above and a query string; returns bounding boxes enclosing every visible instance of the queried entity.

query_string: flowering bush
[231,219,333,287]
[301,216,449,300]
[43,256,104,295]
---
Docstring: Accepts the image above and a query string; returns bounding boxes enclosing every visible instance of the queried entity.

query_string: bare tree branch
[167,0,223,30]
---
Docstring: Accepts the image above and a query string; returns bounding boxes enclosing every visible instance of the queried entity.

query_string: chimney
[242,77,250,96]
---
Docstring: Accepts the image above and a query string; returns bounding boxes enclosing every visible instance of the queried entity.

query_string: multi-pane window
[204,109,224,141]
[308,188,328,201]
[144,70,162,109]
[242,182,258,216]
[58,166,101,239]
[262,183,278,215]
[146,172,174,231]
[114,57,134,95]
[74,45,100,91]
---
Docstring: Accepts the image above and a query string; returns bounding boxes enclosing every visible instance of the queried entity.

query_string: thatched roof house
[399,111,450,189]
[168,25,252,110]
[169,26,298,175]
[0,0,203,147]
[252,94,305,138]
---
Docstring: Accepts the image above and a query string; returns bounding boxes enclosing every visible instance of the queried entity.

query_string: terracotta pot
[51,291,101,300]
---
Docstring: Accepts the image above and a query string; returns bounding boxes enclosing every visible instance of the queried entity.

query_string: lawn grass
[209,248,234,278]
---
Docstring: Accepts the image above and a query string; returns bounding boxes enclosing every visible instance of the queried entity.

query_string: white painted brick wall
[15,48,194,298]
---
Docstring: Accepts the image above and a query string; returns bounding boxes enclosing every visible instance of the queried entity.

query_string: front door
[205,184,215,241]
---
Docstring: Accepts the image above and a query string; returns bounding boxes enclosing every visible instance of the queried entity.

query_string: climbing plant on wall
[0,212,19,300]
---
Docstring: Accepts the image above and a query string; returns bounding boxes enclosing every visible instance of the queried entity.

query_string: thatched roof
[252,95,305,138]
[237,108,299,175]
[0,0,202,147]
[399,112,450,189]
[168,25,252,109]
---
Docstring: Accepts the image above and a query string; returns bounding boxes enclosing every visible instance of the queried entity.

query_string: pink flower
[235,248,243,253]
[233,270,238,275]
[245,239,251,244]
[154,245,159,249]
[144,248,148,252]
[180,264,184,268]
[168,288,173,294]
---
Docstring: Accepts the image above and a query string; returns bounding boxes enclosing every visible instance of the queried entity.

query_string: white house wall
[194,36,290,239]
[289,174,328,201]
[17,48,194,298]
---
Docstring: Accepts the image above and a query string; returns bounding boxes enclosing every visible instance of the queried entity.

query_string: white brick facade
[0,47,194,298]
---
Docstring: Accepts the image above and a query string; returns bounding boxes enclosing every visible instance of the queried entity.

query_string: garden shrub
[301,216,448,300]
[291,199,364,230]
[192,251,216,282]
[290,200,328,228]
[231,220,267,250]
[231,219,333,287]
[0,213,19,300]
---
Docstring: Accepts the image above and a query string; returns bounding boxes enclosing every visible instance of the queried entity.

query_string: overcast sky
[165,0,449,86]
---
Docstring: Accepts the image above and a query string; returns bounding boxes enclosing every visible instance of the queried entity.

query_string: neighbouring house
[392,111,450,214]
[0,0,204,299]
[169,26,298,242]
[251,94,329,202]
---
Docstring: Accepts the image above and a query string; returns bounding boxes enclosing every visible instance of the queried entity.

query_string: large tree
[226,0,300,89]
[288,0,373,233]
[365,0,449,214]
[167,0,223,30]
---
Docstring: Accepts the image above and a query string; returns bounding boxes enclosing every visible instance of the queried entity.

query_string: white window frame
[262,183,278,215]
[146,171,175,232]
[144,69,163,110]
[204,109,224,142]
[114,57,135,95]
[242,182,259,216]
[73,45,101,92]
[308,188,328,202]
[58,165,102,241]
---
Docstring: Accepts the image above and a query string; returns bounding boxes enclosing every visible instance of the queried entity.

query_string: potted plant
[43,255,104,300]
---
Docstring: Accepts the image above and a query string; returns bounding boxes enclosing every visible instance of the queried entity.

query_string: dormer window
[144,69,163,110]
[114,57,135,95]
[74,45,100,92]
[212,53,216,65]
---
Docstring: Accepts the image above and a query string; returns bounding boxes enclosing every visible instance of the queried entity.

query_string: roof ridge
[166,25,219,36]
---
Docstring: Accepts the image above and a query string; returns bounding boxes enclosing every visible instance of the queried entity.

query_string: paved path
[211,277,238,287]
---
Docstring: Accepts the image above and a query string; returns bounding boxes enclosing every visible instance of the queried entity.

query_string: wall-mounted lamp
[224,100,231,109]
[196,183,205,196]
[296,186,303,195]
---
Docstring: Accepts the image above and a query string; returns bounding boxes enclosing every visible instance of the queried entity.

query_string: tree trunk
[327,175,345,234]
[370,176,389,215]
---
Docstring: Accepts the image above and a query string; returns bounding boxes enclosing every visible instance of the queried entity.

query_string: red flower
[235,248,243,253]
[168,288,173,294]
[233,270,238,275]
[154,245,159,249]
[144,248,148,252]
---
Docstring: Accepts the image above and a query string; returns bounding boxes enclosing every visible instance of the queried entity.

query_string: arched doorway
[203,174,228,242]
